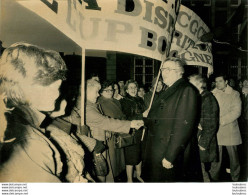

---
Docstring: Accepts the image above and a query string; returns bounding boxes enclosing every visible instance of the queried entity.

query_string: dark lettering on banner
[115,0,142,16]
[185,38,195,50]
[173,30,183,47]
[177,11,191,28]
[189,20,198,36]
[139,27,167,54]
[203,54,212,64]
[154,6,168,29]
[143,0,154,23]
[197,27,206,39]
[115,0,174,34]
[139,27,157,51]
[105,20,133,42]
[40,0,58,13]
[158,36,167,54]
[41,0,182,58]
[177,11,207,39]
[180,51,212,65]
[83,0,101,10]
[125,0,135,12]
[169,50,178,57]
[173,32,196,50]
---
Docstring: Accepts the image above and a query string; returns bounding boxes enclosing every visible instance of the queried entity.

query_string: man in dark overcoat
[189,74,219,182]
[142,57,202,182]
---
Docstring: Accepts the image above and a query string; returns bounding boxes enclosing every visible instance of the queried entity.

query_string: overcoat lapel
[149,78,185,113]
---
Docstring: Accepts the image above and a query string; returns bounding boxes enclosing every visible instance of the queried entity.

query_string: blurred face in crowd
[101,85,114,99]
[161,61,182,86]
[215,76,228,91]
[243,80,248,88]
[126,83,138,97]
[21,80,62,112]
[114,84,119,95]
[156,81,163,92]
[138,87,145,98]
[92,76,100,82]
[239,81,243,88]
[189,77,203,92]
[118,81,124,88]
[229,79,235,88]
[87,86,100,103]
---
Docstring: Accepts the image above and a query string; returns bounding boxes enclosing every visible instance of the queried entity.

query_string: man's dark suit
[142,78,202,182]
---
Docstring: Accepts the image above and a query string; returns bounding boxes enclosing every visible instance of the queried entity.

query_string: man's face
[156,81,163,92]
[118,81,124,87]
[161,61,181,86]
[215,76,228,91]
[138,87,145,98]
[21,79,62,112]
[189,78,203,92]
[101,85,114,99]
[126,83,138,97]
[87,86,100,103]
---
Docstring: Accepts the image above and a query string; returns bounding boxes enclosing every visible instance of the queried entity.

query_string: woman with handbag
[97,80,126,181]
[85,78,144,182]
[120,80,146,182]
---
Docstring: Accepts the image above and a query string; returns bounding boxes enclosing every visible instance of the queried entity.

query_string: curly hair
[124,79,138,91]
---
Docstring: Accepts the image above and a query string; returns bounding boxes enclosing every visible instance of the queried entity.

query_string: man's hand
[93,140,106,154]
[199,145,206,151]
[130,120,144,129]
[162,158,173,169]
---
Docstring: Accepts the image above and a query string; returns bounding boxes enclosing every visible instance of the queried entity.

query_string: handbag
[89,128,108,177]
[114,131,136,148]
[92,151,109,176]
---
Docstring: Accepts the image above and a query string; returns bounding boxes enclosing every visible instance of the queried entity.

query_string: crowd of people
[0,42,247,183]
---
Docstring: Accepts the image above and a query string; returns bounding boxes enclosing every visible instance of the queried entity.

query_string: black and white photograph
[0,0,247,194]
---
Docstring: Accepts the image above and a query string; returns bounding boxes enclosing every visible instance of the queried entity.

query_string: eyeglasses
[128,87,137,90]
[103,89,114,93]
[160,67,178,72]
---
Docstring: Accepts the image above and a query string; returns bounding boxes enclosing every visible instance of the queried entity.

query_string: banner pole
[146,0,181,112]
[81,47,86,126]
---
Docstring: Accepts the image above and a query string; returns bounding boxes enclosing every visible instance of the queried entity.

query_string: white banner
[170,5,213,74]
[18,0,179,61]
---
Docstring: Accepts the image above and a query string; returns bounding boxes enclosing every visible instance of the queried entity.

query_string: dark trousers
[209,145,240,181]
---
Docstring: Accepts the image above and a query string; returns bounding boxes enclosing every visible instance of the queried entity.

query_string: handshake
[130,120,144,129]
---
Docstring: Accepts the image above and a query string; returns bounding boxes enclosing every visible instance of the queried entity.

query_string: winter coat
[85,101,131,141]
[144,90,163,110]
[97,96,126,177]
[119,94,146,165]
[212,85,242,146]
[198,90,219,163]
[0,106,65,182]
[142,78,202,182]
